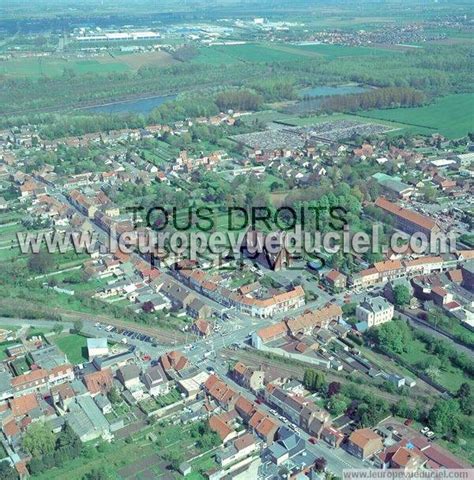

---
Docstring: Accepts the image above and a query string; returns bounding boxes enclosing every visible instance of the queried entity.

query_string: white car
[426,431,435,438]
[421,427,430,434]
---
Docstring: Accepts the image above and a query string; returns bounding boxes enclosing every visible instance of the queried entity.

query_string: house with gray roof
[356,296,394,328]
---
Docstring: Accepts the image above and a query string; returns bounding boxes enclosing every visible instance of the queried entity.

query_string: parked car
[421,427,430,434]
[404,419,413,426]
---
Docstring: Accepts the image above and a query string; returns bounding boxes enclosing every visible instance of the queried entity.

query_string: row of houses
[350,251,473,289]
[252,303,343,348]
[174,262,306,318]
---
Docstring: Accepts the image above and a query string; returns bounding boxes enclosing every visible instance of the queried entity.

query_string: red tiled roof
[257,322,287,342]
[209,414,234,441]
[11,369,48,388]
[83,368,113,394]
[375,197,437,231]
[3,419,20,437]
[9,393,39,417]
[349,428,382,449]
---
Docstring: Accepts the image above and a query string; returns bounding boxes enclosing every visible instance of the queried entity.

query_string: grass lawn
[10,356,29,375]
[52,270,110,294]
[187,452,219,479]
[228,271,258,289]
[398,337,473,393]
[358,93,474,139]
[0,245,21,262]
[0,340,19,361]
[53,333,90,364]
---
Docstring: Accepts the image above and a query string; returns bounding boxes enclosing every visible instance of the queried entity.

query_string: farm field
[193,42,400,65]
[358,93,474,139]
[0,56,130,78]
[193,43,310,64]
[0,50,176,78]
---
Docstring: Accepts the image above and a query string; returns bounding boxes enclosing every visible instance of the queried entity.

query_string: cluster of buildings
[173,261,305,318]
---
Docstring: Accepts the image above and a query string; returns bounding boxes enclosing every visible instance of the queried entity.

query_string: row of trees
[319,87,426,114]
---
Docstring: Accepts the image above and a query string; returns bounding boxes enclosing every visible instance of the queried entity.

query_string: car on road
[255,399,262,405]
[308,438,317,444]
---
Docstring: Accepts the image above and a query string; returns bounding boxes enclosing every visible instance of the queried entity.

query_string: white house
[87,338,109,360]
[356,296,394,328]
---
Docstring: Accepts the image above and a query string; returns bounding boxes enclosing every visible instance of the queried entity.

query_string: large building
[356,296,394,328]
[374,197,440,240]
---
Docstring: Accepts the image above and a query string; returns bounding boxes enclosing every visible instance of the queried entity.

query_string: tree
[27,250,54,274]
[142,301,155,313]
[427,400,461,438]
[303,369,326,392]
[73,319,83,333]
[425,365,441,381]
[455,383,472,415]
[327,394,350,416]
[327,382,341,397]
[373,319,412,354]
[393,285,411,306]
[422,184,437,202]
[56,424,81,455]
[164,450,183,471]
[107,387,121,405]
[83,467,110,480]
[314,457,327,472]
[23,422,56,458]
[0,461,18,480]
[52,323,63,335]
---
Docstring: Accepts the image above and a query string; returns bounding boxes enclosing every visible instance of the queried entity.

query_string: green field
[294,43,400,57]
[193,42,400,66]
[193,43,310,64]
[399,337,472,393]
[0,57,130,78]
[359,93,474,139]
[53,333,89,364]
[0,50,176,79]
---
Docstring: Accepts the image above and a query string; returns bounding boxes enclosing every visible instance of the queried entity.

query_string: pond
[285,85,371,114]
